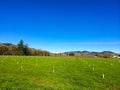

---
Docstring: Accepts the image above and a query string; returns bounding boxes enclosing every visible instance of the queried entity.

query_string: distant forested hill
[0,40,50,56]
[64,51,120,58]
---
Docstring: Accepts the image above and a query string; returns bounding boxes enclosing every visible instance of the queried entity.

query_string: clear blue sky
[0,0,120,53]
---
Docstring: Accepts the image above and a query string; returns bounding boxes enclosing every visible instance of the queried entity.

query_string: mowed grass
[0,56,120,90]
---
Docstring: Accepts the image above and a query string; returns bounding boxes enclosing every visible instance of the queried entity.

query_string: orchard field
[0,56,120,90]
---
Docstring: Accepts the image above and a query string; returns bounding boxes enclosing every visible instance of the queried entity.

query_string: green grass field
[0,56,120,90]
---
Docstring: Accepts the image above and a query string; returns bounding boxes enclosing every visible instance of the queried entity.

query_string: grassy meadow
[0,56,120,90]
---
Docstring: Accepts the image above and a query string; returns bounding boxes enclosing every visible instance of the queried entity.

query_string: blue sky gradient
[0,0,120,53]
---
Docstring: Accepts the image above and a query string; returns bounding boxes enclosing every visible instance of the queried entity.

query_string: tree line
[0,40,50,56]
